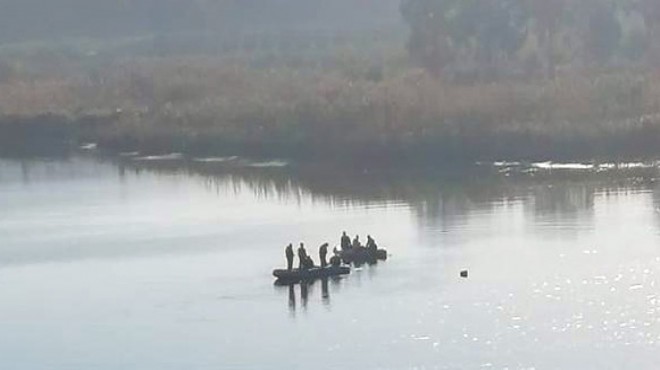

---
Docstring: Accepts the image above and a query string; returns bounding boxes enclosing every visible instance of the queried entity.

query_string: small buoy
[460,270,468,278]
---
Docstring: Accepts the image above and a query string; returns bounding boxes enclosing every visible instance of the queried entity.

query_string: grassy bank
[2,57,660,163]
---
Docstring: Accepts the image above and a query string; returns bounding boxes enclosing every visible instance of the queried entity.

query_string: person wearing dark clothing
[352,235,361,249]
[305,255,315,269]
[330,255,341,267]
[319,243,329,267]
[298,243,308,270]
[366,235,378,253]
[341,231,351,251]
[285,243,294,271]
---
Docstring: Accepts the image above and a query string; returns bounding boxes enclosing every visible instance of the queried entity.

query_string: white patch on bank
[133,153,184,161]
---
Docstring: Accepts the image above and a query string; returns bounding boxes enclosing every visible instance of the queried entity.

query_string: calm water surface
[2,156,660,369]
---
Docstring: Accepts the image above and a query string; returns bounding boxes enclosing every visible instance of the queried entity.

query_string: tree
[584,1,622,63]
[401,0,528,78]
[527,0,565,78]
[637,0,660,61]
[400,0,458,76]
[638,0,660,32]
[451,0,529,67]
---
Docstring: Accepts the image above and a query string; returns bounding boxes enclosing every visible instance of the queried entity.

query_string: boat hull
[338,248,387,264]
[273,266,350,283]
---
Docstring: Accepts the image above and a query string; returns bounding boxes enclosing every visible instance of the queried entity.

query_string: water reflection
[277,277,340,315]
[113,156,660,226]
[4,156,660,274]
[321,278,330,305]
[7,155,660,245]
[275,277,342,317]
[7,156,660,368]
[288,285,296,313]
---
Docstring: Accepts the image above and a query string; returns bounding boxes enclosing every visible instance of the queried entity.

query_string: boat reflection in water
[279,277,336,315]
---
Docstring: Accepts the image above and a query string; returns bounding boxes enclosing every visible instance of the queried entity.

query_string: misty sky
[0,0,402,43]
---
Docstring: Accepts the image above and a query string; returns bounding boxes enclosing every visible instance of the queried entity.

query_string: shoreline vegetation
[2,59,660,163]
[3,1,660,164]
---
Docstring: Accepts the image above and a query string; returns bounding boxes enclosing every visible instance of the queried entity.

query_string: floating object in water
[460,270,469,278]
[273,266,350,284]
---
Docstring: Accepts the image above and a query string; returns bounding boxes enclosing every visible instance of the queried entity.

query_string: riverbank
[3,58,660,163]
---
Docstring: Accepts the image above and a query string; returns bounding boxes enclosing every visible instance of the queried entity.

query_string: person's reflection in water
[300,281,309,310]
[367,262,378,280]
[321,278,330,306]
[280,278,341,314]
[20,161,30,185]
[288,284,296,317]
[118,163,127,183]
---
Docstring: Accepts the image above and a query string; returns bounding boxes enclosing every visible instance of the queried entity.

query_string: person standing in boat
[366,235,377,253]
[285,244,294,271]
[298,243,309,270]
[341,231,351,251]
[319,243,329,267]
[352,235,362,249]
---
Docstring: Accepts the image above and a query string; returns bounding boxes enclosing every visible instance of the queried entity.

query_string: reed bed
[2,57,660,161]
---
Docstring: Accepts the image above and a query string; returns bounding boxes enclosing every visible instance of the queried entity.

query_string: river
[2,155,660,369]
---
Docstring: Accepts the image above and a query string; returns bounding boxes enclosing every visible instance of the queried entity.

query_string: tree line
[401,0,660,79]
[2,0,660,82]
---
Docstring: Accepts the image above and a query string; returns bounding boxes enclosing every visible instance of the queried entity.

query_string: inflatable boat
[273,265,350,283]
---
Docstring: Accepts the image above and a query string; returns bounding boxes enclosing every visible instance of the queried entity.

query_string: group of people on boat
[284,232,380,271]
[340,231,378,254]
[285,242,342,271]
